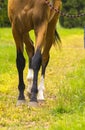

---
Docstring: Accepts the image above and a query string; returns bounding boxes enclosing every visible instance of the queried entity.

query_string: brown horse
[8,0,62,107]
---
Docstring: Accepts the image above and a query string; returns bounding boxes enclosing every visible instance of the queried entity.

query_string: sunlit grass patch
[0,27,85,130]
[51,57,85,116]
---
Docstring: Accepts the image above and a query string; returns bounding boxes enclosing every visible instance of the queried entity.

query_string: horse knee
[32,50,42,71]
[16,51,25,72]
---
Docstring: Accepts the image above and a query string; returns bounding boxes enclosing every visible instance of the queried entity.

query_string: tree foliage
[59,0,85,28]
[0,0,10,27]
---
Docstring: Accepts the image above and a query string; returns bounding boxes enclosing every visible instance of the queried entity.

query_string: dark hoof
[16,100,26,106]
[28,101,38,108]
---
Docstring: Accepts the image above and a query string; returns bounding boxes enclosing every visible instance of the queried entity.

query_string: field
[0,27,85,130]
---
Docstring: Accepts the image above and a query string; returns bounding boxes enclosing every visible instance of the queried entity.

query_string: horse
[8,0,62,107]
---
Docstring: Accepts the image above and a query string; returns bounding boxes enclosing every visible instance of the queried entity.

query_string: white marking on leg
[27,69,33,80]
[37,76,45,100]
[27,69,33,94]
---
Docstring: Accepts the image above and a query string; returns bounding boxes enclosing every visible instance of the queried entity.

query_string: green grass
[0,27,85,130]
[0,28,13,42]
[59,26,84,37]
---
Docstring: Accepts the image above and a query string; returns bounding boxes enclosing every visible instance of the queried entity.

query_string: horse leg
[37,55,49,101]
[12,27,26,106]
[23,33,34,97]
[28,49,42,106]
[37,49,50,101]
[37,20,55,101]
[29,22,47,107]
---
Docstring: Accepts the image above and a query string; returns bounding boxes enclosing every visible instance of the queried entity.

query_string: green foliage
[0,0,10,27]
[60,0,85,28]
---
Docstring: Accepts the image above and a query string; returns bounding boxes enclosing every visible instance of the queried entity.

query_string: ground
[0,27,85,130]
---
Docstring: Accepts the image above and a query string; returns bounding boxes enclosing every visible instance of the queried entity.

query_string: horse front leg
[16,50,26,105]
[28,21,48,107]
[12,27,26,106]
[29,49,42,107]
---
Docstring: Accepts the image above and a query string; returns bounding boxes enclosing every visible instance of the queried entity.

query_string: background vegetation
[0,0,85,28]
[60,0,85,28]
[0,27,85,129]
[0,0,10,27]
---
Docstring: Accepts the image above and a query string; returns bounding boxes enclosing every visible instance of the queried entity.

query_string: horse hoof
[16,100,26,106]
[28,101,38,108]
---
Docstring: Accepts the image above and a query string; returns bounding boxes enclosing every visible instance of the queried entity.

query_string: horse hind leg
[37,54,49,102]
[37,32,53,102]
[37,76,45,101]
[12,27,26,106]
[23,33,34,98]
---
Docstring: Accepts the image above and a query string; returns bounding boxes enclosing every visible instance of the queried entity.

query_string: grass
[0,26,85,130]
